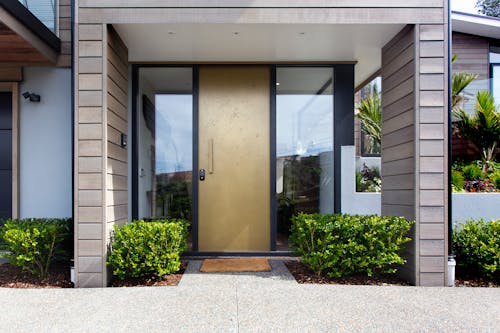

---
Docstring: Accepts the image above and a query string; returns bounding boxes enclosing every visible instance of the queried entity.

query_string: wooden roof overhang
[0,1,61,77]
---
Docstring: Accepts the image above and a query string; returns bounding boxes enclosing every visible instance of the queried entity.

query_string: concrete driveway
[0,261,498,332]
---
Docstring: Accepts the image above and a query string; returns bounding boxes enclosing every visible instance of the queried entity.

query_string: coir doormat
[200,258,271,273]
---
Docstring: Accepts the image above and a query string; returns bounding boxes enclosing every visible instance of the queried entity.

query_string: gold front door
[198,66,270,251]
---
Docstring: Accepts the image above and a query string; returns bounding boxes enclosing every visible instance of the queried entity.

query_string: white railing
[18,0,57,33]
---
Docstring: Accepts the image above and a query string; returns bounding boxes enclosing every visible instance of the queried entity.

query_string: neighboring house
[451,11,500,161]
[0,1,450,287]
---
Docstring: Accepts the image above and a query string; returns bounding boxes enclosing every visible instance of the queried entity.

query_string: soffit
[115,23,405,86]
[0,4,59,65]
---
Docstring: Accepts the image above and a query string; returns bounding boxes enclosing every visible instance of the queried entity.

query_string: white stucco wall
[19,67,72,218]
[341,146,381,215]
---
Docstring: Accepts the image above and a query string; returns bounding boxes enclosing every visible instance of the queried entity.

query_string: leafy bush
[290,213,413,277]
[0,218,72,278]
[453,219,499,282]
[107,219,188,280]
[461,163,483,181]
[451,170,465,192]
[488,169,500,189]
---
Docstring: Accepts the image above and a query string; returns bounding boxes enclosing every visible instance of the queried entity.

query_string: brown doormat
[200,258,271,273]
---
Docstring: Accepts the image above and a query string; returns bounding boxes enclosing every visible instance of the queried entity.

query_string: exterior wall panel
[382,21,448,286]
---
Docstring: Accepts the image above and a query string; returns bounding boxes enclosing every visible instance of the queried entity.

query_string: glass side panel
[490,46,500,63]
[137,67,193,249]
[276,67,334,250]
[493,65,500,105]
[18,0,57,33]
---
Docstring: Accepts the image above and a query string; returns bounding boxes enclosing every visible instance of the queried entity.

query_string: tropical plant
[356,93,381,151]
[451,55,479,112]
[453,91,500,170]
[476,0,500,17]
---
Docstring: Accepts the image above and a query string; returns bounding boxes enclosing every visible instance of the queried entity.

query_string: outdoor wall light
[22,91,41,102]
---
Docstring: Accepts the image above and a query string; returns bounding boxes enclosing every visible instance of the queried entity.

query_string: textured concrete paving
[0,260,499,333]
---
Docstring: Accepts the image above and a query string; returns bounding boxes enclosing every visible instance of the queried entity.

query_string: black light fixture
[22,91,41,102]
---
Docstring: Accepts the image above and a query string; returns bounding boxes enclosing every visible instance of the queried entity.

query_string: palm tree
[451,54,479,112]
[453,91,500,171]
[356,93,381,153]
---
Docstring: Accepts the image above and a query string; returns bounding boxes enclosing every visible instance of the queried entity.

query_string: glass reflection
[276,67,334,250]
[137,68,193,248]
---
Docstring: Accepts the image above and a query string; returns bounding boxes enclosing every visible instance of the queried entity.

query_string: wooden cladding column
[416,23,448,287]
[105,27,128,244]
[58,0,72,67]
[75,21,106,288]
[75,23,128,288]
[382,23,448,286]
[381,26,418,285]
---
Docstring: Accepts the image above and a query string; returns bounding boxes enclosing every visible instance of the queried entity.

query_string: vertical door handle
[208,139,214,174]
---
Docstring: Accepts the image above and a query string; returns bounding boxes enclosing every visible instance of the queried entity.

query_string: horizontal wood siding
[417,23,448,287]
[381,22,448,287]
[58,0,72,67]
[451,32,489,115]
[75,20,106,287]
[381,25,417,285]
[77,1,444,25]
[106,26,128,247]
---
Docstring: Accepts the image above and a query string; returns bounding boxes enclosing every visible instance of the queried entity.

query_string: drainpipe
[447,0,456,287]
[70,0,76,285]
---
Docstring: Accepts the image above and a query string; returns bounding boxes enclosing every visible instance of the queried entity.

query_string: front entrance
[134,65,340,254]
[198,66,270,251]
[0,92,12,221]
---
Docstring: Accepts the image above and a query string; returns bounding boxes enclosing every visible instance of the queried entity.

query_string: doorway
[0,92,12,221]
[198,66,270,252]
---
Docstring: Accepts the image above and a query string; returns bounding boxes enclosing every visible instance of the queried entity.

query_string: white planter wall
[452,193,500,224]
[342,146,500,222]
[341,146,381,215]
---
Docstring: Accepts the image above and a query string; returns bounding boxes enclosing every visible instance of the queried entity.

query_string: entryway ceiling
[114,23,404,87]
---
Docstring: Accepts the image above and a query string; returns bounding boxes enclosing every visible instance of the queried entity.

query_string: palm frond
[356,93,381,147]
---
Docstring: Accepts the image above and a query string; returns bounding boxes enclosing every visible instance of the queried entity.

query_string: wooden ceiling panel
[0,22,52,64]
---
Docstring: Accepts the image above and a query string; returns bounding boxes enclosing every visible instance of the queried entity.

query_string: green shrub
[461,163,483,181]
[453,219,499,282]
[0,218,72,278]
[487,169,500,189]
[290,213,413,277]
[451,170,465,191]
[107,219,188,280]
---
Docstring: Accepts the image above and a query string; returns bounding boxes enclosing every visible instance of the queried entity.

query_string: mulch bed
[0,263,73,288]
[286,261,499,287]
[285,261,410,286]
[110,261,187,287]
[454,276,499,288]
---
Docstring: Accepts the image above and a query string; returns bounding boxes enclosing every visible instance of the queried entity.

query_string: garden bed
[0,263,73,288]
[285,261,410,286]
[286,261,499,287]
[110,261,186,287]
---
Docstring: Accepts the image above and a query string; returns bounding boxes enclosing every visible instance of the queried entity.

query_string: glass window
[18,0,57,33]
[357,77,381,156]
[137,67,193,248]
[276,67,334,249]
[491,46,500,104]
[492,65,500,105]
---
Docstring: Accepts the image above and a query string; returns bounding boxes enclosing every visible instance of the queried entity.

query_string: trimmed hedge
[107,219,188,280]
[0,218,72,278]
[453,219,499,282]
[290,213,413,277]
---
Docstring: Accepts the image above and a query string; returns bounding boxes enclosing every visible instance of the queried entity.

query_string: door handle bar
[208,139,214,174]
